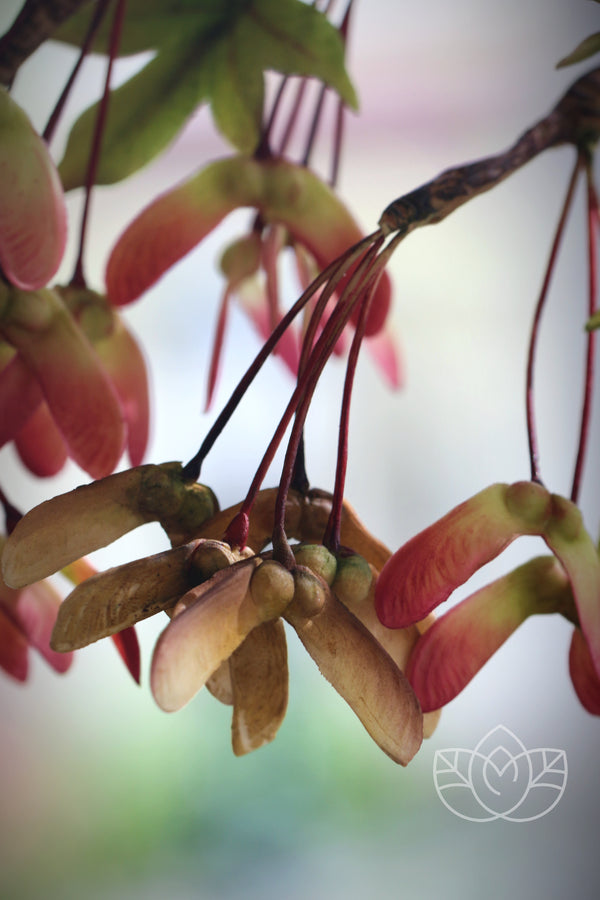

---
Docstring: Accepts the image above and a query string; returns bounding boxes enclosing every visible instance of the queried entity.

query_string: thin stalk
[571,153,598,503]
[225,239,382,551]
[525,154,582,483]
[276,77,308,157]
[300,1,349,170]
[329,0,354,187]
[70,0,127,288]
[258,0,328,158]
[263,226,283,332]
[204,285,232,412]
[323,231,402,551]
[265,239,385,562]
[182,233,380,481]
[42,0,113,144]
[300,81,327,169]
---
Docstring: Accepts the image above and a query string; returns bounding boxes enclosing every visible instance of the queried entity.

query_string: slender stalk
[525,155,582,483]
[263,227,283,332]
[300,81,327,168]
[204,286,232,412]
[323,231,402,551]
[276,77,308,157]
[329,0,353,187]
[322,280,374,553]
[42,0,112,144]
[70,0,127,288]
[571,153,598,503]
[265,239,385,562]
[182,233,380,482]
[224,240,382,550]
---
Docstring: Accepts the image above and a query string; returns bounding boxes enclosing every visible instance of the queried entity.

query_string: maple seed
[250,560,295,620]
[292,543,337,585]
[289,567,327,619]
[191,540,237,581]
[332,554,373,606]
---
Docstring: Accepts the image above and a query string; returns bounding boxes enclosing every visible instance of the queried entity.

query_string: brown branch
[379,66,600,236]
[0,0,91,86]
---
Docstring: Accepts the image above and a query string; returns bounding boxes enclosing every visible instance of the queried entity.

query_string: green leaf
[557,32,600,68]
[57,0,357,182]
[52,0,229,56]
[204,34,265,153]
[206,0,358,151]
[242,0,357,108]
[58,36,209,190]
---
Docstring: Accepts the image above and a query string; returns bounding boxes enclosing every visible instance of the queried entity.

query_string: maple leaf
[57,0,357,188]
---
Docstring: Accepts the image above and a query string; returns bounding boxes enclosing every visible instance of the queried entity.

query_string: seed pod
[250,559,295,621]
[332,553,373,606]
[292,543,337,585]
[191,540,237,582]
[289,566,328,619]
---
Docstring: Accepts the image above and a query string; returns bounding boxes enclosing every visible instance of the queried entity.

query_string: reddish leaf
[15,401,68,477]
[111,626,141,685]
[1,288,126,477]
[106,157,264,306]
[0,352,43,446]
[569,627,600,715]
[0,604,28,681]
[406,556,570,711]
[94,316,150,466]
[365,325,404,389]
[543,494,600,680]
[0,89,67,290]
[376,482,553,628]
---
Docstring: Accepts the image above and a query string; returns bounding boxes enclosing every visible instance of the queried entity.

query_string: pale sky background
[1,2,600,898]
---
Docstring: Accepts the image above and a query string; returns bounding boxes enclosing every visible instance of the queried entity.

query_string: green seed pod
[138,463,218,545]
[219,232,262,285]
[292,543,337,585]
[290,566,327,619]
[250,559,295,621]
[332,553,373,607]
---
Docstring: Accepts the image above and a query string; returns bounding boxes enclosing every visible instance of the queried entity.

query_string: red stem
[264,239,385,562]
[323,230,401,551]
[525,154,582,484]
[42,0,113,144]
[183,233,380,482]
[70,0,127,288]
[329,0,353,187]
[204,285,232,412]
[571,154,598,503]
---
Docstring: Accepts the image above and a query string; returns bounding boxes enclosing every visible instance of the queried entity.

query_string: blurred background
[1,1,599,897]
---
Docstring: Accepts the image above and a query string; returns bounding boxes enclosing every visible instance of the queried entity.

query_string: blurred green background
[1,1,600,898]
